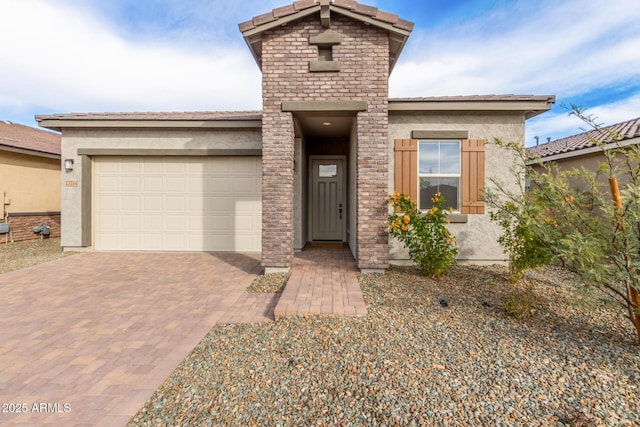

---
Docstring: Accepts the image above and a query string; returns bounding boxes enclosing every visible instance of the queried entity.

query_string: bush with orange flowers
[388,192,457,276]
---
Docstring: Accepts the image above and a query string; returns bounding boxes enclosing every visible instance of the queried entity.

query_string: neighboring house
[0,120,61,241]
[36,0,554,271]
[527,116,640,192]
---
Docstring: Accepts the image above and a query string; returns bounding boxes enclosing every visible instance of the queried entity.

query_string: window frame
[417,139,462,212]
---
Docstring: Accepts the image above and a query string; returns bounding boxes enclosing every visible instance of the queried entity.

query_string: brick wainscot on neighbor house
[0,120,61,242]
[37,0,555,273]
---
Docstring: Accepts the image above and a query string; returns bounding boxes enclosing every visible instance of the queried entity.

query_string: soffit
[389,95,556,119]
[36,111,263,132]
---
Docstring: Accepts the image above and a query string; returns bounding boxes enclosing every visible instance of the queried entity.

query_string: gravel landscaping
[246,272,290,293]
[0,237,73,274]
[129,264,640,426]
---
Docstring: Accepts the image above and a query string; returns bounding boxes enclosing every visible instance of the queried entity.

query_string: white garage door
[94,156,262,252]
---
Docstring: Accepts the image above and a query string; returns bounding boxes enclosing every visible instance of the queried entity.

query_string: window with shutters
[394,138,486,214]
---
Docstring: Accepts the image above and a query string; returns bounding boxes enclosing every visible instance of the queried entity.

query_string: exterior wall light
[64,159,74,171]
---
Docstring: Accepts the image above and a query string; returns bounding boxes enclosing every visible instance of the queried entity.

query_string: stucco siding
[388,111,524,263]
[0,151,61,214]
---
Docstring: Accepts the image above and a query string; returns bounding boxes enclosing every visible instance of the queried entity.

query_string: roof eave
[0,144,61,159]
[389,99,555,119]
[527,136,640,164]
[241,6,322,70]
[37,118,262,132]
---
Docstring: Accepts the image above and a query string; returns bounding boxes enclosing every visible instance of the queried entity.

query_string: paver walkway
[274,245,368,318]
[0,252,265,426]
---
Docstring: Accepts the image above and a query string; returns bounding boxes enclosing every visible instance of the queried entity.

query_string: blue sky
[1,0,639,146]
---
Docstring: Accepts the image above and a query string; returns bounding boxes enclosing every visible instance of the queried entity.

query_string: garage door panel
[97,214,118,230]
[166,215,186,231]
[164,233,187,251]
[166,176,186,192]
[166,162,187,173]
[121,196,140,212]
[142,161,163,173]
[97,176,118,192]
[119,233,141,248]
[97,195,119,211]
[203,215,233,231]
[187,177,204,193]
[204,196,232,211]
[165,196,186,212]
[144,215,163,230]
[143,233,162,248]
[144,196,163,211]
[208,177,231,191]
[96,233,118,249]
[95,156,261,252]
[120,215,140,231]
[233,177,258,193]
[235,215,258,232]
[121,160,142,173]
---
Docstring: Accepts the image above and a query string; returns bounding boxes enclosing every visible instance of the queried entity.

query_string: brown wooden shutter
[394,139,418,202]
[461,139,486,214]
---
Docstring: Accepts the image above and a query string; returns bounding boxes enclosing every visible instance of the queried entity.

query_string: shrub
[484,105,640,344]
[489,200,552,283]
[502,289,538,320]
[388,192,457,276]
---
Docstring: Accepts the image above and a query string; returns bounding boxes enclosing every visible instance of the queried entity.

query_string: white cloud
[0,0,263,118]
[526,93,640,146]
[390,0,640,98]
[1,0,639,131]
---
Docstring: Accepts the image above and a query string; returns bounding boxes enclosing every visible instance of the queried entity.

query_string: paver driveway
[0,252,264,426]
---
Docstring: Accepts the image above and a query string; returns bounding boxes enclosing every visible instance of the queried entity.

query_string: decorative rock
[128,265,640,426]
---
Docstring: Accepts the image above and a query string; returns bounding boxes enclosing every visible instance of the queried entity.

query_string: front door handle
[339,203,342,219]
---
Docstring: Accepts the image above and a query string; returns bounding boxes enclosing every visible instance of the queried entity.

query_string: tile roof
[238,0,414,34]
[0,120,61,156]
[36,111,262,122]
[528,116,640,159]
[390,95,556,103]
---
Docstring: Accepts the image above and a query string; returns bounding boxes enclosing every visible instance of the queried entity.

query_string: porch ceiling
[295,113,354,138]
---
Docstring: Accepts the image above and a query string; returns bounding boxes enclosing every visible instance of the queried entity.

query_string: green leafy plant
[484,105,640,344]
[388,192,457,276]
[489,200,552,283]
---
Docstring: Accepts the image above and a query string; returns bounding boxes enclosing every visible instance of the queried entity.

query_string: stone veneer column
[356,103,390,271]
[261,109,295,270]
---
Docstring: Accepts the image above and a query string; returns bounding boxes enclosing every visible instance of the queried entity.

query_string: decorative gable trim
[239,0,413,72]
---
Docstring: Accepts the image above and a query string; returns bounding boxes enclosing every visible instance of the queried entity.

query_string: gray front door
[311,157,345,241]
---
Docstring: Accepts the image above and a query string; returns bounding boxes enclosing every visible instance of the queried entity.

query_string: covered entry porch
[269,100,389,273]
[290,103,359,255]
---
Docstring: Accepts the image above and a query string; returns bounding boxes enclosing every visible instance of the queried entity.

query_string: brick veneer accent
[260,14,390,269]
[1,213,61,243]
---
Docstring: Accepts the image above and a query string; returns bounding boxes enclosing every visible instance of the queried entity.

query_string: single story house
[0,120,61,241]
[37,0,554,272]
[527,117,640,188]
